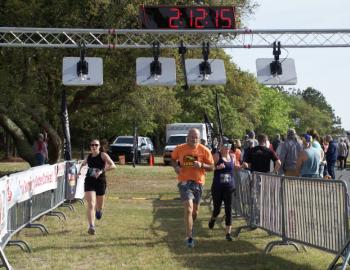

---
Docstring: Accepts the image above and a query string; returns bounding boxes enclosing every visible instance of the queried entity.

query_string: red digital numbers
[169,8,180,29]
[145,6,235,29]
[220,8,232,28]
[194,8,206,29]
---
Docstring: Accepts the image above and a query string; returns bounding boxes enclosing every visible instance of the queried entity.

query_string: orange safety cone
[149,154,154,166]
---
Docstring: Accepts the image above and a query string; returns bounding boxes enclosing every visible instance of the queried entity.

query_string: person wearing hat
[33,133,48,166]
[208,139,236,241]
[296,134,321,178]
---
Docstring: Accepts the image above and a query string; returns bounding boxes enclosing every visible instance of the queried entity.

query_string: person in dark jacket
[324,135,338,179]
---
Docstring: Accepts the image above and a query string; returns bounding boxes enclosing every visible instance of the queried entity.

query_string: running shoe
[88,225,96,235]
[208,218,216,229]
[95,210,103,220]
[186,237,195,248]
[226,233,233,241]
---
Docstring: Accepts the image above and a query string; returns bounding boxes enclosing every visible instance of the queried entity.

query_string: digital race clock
[139,6,237,30]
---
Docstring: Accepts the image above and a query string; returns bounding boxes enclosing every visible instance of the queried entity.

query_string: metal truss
[0,27,350,49]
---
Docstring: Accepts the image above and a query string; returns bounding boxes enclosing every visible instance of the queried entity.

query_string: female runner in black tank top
[79,139,116,235]
[208,140,236,241]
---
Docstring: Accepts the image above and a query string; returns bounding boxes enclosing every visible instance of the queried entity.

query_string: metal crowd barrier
[232,170,255,236]
[233,170,350,269]
[0,160,85,270]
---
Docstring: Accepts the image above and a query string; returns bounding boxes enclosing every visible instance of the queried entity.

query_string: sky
[227,0,350,131]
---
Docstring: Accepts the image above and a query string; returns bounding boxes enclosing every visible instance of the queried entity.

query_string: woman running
[208,139,236,241]
[80,139,116,235]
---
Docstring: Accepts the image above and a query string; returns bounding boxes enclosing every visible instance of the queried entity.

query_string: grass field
[0,162,337,269]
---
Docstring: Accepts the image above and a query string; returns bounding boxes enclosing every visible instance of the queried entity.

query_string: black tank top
[86,153,106,180]
[212,152,235,189]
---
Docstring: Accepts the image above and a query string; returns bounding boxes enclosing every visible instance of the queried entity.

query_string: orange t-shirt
[171,143,214,185]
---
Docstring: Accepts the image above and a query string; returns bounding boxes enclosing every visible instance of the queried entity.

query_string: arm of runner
[101,152,116,172]
[171,159,181,174]
[200,149,214,171]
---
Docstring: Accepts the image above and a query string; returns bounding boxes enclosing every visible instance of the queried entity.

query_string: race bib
[220,174,231,184]
[87,168,102,179]
[183,155,197,167]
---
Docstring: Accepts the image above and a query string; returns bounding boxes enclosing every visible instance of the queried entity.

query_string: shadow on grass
[151,199,316,270]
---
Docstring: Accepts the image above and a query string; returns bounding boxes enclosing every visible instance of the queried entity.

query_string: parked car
[108,136,154,164]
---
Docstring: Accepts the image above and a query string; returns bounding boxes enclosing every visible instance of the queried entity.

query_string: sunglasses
[223,143,232,148]
[90,144,99,147]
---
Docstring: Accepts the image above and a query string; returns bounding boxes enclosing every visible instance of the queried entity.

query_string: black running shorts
[84,177,107,196]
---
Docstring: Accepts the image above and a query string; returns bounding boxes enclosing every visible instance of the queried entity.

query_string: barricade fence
[233,170,350,269]
[0,160,85,270]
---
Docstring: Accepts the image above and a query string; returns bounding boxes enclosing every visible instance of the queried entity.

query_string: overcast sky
[227,0,350,131]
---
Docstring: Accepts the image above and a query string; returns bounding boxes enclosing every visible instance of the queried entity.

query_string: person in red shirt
[171,128,214,248]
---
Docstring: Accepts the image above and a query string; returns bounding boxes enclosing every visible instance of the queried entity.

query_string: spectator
[242,134,281,173]
[324,135,338,179]
[307,129,325,177]
[33,133,48,166]
[247,130,258,147]
[171,128,214,248]
[277,128,303,176]
[241,139,255,165]
[272,134,282,152]
[296,134,321,178]
[345,138,350,169]
[208,139,236,241]
[231,139,242,167]
[79,139,116,235]
[337,137,348,170]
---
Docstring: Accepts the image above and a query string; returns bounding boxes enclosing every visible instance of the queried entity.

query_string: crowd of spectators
[233,129,349,179]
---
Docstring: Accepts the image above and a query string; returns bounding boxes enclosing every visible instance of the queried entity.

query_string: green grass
[1,162,337,269]
[0,162,30,176]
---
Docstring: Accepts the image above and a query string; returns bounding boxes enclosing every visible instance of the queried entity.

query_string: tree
[255,86,292,137]
[0,0,262,163]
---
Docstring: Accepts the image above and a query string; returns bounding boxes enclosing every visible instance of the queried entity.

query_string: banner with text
[7,165,58,207]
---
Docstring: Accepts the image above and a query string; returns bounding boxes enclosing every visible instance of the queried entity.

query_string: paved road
[335,168,350,180]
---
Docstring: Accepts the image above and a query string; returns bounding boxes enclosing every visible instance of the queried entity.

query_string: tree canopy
[0,0,344,164]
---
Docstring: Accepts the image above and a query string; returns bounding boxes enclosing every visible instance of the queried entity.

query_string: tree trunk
[0,113,36,166]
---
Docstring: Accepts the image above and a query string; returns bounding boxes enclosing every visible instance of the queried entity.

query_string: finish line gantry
[0,27,350,49]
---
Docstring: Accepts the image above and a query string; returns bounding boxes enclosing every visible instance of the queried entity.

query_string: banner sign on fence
[55,162,66,178]
[75,162,86,200]
[65,161,77,201]
[7,165,58,207]
[0,177,7,239]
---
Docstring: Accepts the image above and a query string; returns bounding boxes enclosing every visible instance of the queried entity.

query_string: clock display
[140,6,237,30]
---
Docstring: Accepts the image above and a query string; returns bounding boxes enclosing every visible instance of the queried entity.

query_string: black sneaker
[226,233,233,241]
[208,218,216,229]
[95,210,103,220]
[186,237,195,248]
